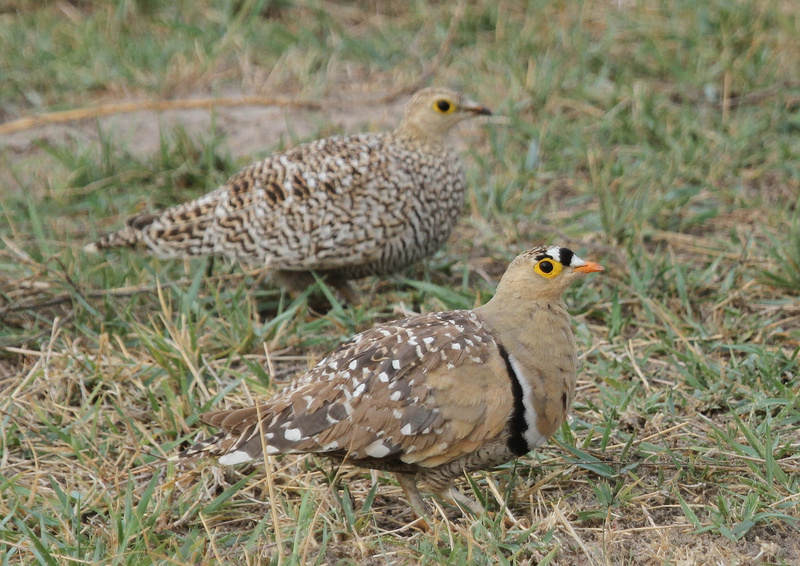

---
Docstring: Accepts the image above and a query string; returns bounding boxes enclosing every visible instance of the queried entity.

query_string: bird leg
[272,270,317,297]
[330,279,362,305]
[273,270,363,307]
[396,473,485,524]
[396,473,431,527]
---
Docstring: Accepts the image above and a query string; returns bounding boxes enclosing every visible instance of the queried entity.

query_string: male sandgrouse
[179,246,603,519]
[85,88,491,293]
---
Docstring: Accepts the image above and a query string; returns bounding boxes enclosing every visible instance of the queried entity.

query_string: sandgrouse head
[486,245,604,304]
[398,87,492,141]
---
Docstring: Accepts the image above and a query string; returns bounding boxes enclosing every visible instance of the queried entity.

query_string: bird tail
[172,431,243,462]
[83,191,244,260]
[83,225,144,253]
[83,207,216,259]
[174,426,261,466]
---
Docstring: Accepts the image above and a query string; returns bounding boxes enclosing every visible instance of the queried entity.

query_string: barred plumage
[85,88,491,291]
[178,246,604,519]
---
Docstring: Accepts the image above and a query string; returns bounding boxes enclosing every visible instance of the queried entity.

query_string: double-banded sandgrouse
[179,245,603,518]
[85,88,491,293]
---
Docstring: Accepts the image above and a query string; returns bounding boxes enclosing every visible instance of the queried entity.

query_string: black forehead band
[535,247,575,266]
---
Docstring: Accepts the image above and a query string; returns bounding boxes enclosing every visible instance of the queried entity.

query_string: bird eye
[534,258,562,278]
[435,99,454,113]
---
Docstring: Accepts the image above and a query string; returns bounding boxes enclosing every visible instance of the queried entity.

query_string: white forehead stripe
[545,246,560,260]
[570,254,587,267]
[545,246,586,267]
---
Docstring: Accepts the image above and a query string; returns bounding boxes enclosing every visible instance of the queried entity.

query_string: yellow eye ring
[534,258,562,279]
[434,99,456,114]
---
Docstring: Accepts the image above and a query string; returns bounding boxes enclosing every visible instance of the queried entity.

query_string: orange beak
[574,261,604,274]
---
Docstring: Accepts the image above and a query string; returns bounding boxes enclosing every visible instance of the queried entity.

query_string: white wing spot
[219,451,253,465]
[284,428,303,441]
[364,440,392,458]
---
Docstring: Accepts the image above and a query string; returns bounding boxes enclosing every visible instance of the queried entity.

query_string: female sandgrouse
[85,88,491,292]
[179,246,604,519]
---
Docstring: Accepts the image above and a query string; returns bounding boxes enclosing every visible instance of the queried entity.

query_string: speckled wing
[97,133,422,271]
[198,311,515,469]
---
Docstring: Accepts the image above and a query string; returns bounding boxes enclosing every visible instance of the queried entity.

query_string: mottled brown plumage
[85,88,491,291]
[178,246,604,519]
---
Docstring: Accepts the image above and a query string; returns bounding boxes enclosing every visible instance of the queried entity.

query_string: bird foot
[438,486,485,516]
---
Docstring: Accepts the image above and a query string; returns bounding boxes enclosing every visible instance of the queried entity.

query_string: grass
[2,0,800,563]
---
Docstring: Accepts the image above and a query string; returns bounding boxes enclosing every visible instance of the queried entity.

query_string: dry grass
[2,0,800,564]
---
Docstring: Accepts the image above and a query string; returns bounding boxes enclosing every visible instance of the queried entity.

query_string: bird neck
[394,120,447,147]
[475,289,578,444]
[474,277,575,390]
[476,290,570,352]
